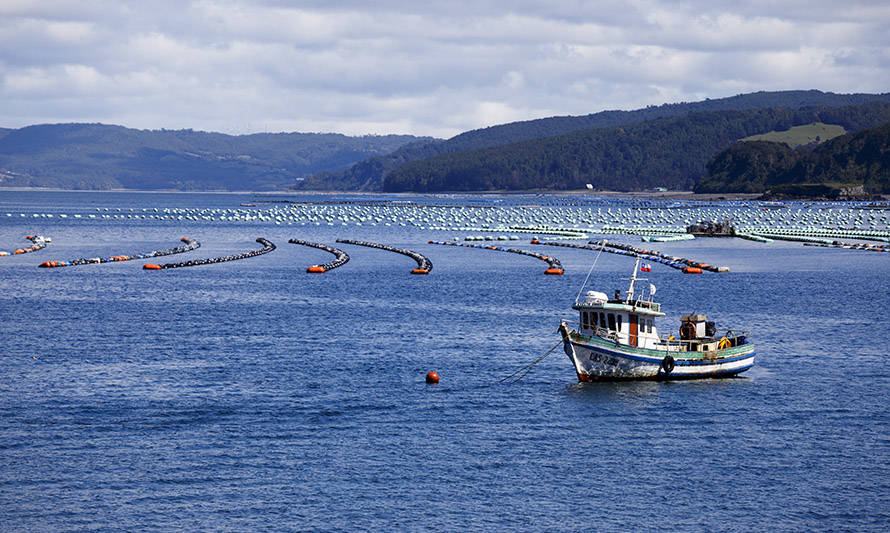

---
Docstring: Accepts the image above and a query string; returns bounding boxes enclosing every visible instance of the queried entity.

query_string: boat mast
[626,255,642,303]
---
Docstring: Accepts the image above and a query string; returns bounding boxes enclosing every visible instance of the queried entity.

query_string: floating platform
[641,234,695,242]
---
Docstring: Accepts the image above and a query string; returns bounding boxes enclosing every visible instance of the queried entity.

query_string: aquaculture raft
[40,238,199,268]
[429,240,563,274]
[336,239,432,274]
[288,239,350,273]
[143,238,272,269]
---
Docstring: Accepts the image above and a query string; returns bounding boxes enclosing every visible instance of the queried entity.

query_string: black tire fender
[661,355,675,374]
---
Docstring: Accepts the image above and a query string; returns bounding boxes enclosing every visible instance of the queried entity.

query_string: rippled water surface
[1,192,889,531]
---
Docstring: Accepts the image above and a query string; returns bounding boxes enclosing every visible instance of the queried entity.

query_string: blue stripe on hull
[572,339,755,365]
[568,337,755,381]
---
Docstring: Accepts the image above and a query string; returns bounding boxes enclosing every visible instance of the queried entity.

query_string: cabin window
[583,312,589,329]
[617,315,623,331]
[599,313,606,328]
[607,313,616,331]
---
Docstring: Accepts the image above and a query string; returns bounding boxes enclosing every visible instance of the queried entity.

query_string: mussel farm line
[1,235,50,257]
[39,237,199,268]
[590,240,729,272]
[803,241,890,253]
[428,240,563,275]
[336,239,432,274]
[143,238,272,270]
[533,240,729,274]
[288,239,350,273]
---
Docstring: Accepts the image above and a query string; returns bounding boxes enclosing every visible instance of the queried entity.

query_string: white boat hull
[560,327,755,381]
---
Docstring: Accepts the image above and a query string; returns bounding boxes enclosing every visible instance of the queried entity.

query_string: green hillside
[0,124,430,191]
[297,90,890,191]
[742,122,846,148]
[697,121,890,196]
[380,102,890,193]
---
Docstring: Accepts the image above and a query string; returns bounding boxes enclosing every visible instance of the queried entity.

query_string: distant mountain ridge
[380,101,890,192]
[0,123,431,191]
[297,90,890,191]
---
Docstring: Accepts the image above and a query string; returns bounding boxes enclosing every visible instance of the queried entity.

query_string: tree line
[380,102,890,192]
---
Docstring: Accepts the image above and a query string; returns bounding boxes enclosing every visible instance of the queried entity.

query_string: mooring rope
[499,340,563,383]
[574,239,606,304]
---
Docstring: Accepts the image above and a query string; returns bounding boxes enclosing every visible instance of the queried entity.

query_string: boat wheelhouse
[559,257,754,381]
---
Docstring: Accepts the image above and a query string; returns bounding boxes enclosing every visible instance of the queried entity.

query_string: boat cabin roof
[572,294,664,317]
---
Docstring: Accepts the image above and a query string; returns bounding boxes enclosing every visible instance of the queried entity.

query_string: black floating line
[803,241,890,252]
[39,237,200,268]
[336,239,432,273]
[532,240,725,273]
[288,239,349,272]
[588,240,724,272]
[145,238,273,270]
[428,240,562,274]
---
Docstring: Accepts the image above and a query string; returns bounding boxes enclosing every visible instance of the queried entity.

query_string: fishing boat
[558,256,754,381]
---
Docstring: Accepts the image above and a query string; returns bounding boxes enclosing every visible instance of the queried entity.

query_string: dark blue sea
[1,191,889,531]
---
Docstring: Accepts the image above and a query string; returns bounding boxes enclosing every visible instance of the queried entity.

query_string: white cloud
[0,0,888,138]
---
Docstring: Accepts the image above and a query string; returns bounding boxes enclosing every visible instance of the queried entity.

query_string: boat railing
[629,298,660,313]
[569,320,749,352]
[656,330,750,353]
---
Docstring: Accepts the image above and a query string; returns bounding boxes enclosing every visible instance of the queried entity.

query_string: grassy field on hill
[742,122,846,148]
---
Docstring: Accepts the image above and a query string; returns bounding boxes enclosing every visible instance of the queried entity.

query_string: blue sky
[1,0,888,138]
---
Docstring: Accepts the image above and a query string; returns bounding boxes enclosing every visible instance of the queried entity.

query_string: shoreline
[0,186,759,199]
[2,186,884,202]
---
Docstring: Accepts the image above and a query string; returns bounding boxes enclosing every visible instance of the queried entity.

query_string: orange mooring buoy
[307,266,325,273]
[143,264,162,270]
[545,268,564,275]
[426,371,439,384]
[411,269,429,275]
[683,266,703,274]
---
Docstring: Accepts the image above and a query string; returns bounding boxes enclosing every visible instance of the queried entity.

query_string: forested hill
[697,121,890,196]
[297,90,890,191]
[0,124,430,191]
[380,102,890,192]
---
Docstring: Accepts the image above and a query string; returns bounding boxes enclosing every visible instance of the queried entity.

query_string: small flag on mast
[641,264,651,272]
[650,283,656,296]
